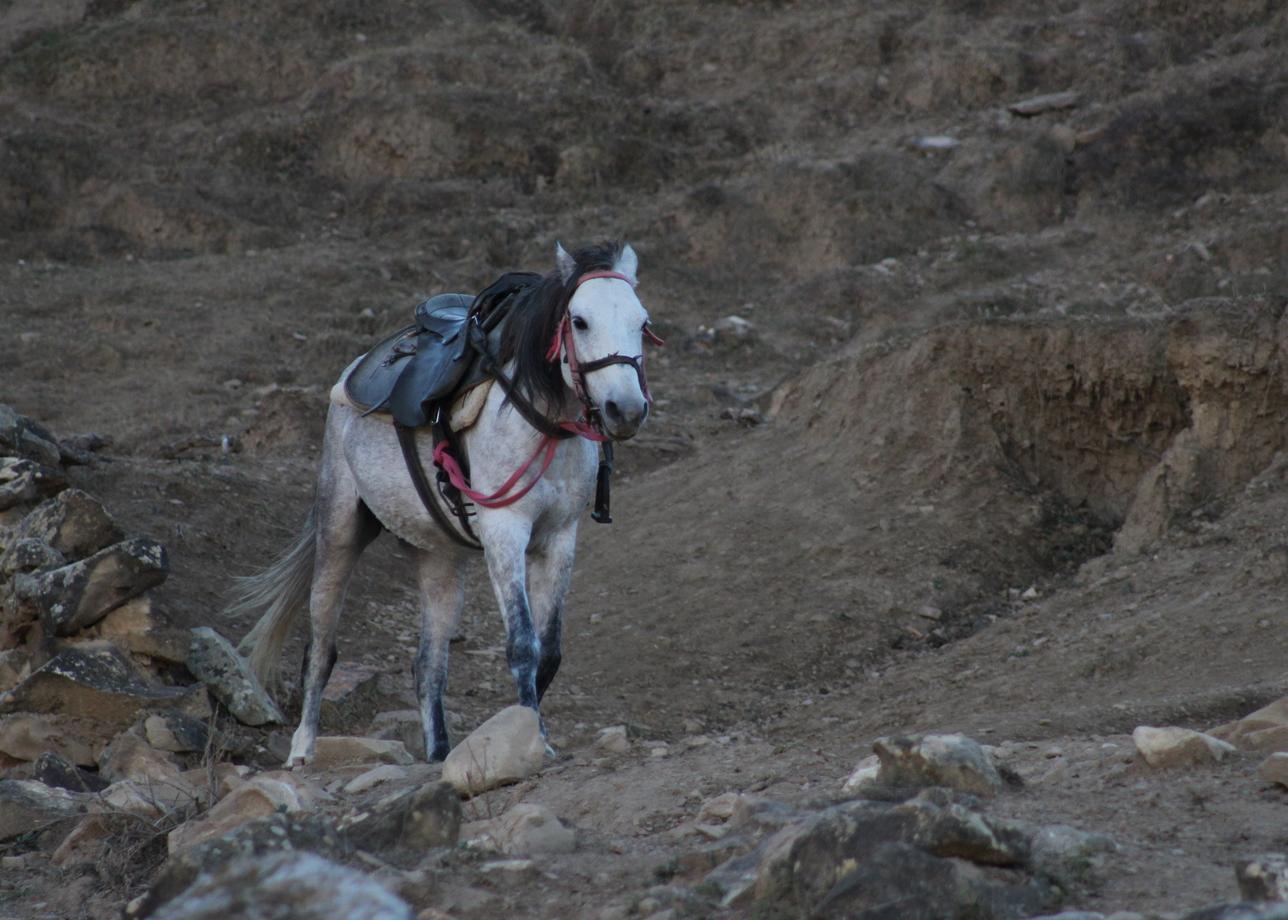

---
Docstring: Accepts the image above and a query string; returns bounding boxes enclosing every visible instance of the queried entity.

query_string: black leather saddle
[344,293,481,428]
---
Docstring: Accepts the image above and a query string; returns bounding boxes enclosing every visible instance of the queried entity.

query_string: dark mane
[495,241,625,407]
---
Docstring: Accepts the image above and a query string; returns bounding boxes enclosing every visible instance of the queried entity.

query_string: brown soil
[3,0,1288,916]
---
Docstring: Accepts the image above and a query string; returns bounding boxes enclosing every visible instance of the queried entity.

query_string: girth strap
[394,423,482,551]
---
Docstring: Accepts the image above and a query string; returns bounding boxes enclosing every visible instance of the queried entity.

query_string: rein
[430,269,661,523]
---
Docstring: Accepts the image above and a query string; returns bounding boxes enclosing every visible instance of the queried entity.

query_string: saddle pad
[333,362,492,434]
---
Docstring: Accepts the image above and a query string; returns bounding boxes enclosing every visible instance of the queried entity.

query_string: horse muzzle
[600,396,649,440]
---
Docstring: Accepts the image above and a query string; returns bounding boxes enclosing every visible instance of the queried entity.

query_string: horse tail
[228,505,317,697]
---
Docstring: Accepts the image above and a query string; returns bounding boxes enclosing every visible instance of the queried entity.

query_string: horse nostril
[604,400,621,421]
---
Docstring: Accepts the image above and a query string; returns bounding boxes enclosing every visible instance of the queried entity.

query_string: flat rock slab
[144,710,209,753]
[89,597,191,665]
[168,775,309,854]
[309,736,413,770]
[340,780,461,852]
[0,779,90,841]
[143,850,414,920]
[0,713,98,766]
[140,814,350,919]
[1133,725,1237,768]
[12,488,121,561]
[1008,90,1081,117]
[871,733,1003,796]
[1212,697,1288,753]
[1260,752,1288,787]
[442,705,547,796]
[465,803,576,857]
[187,627,282,726]
[21,537,168,635]
[0,645,208,729]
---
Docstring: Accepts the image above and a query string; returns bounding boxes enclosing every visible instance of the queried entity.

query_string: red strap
[433,437,559,509]
[576,270,636,288]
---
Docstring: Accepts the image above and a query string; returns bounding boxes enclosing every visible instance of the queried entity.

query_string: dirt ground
[3,0,1288,916]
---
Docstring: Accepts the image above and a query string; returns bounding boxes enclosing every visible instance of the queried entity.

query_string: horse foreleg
[482,516,539,711]
[287,492,379,769]
[527,529,577,703]
[413,547,464,761]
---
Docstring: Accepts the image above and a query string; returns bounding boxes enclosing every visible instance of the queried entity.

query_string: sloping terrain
[2,0,1288,916]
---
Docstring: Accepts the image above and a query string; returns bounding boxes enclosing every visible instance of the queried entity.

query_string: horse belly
[335,405,451,550]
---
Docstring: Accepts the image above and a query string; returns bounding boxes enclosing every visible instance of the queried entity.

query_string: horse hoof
[544,741,557,760]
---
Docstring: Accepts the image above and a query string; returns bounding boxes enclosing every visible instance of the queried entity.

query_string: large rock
[340,780,462,852]
[0,458,66,515]
[0,538,65,578]
[139,813,350,918]
[89,596,191,665]
[0,713,97,765]
[1180,905,1288,919]
[464,803,576,857]
[144,710,209,753]
[870,734,1003,796]
[319,662,393,731]
[1261,753,1288,787]
[145,850,414,920]
[0,648,31,691]
[1026,823,1118,889]
[1237,853,1288,902]
[98,730,182,784]
[0,779,90,841]
[12,489,122,561]
[186,627,283,726]
[1133,726,1237,768]
[813,842,1051,920]
[17,537,168,635]
[167,774,313,854]
[0,405,62,467]
[442,705,546,795]
[1212,699,1288,753]
[32,751,109,793]
[0,645,208,728]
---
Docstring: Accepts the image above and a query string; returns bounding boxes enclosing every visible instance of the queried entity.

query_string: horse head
[551,242,660,440]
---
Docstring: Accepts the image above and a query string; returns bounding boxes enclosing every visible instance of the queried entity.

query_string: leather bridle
[545,269,665,430]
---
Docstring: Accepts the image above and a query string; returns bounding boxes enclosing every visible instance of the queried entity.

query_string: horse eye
[572,316,589,331]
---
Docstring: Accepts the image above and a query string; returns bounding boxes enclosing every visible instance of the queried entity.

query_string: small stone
[187,627,283,726]
[12,489,122,561]
[1132,726,1237,768]
[712,315,755,340]
[51,814,115,867]
[371,709,427,758]
[842,754,881,794]
[1259,752,1288,787]
[310,736,414,769]
[1237,853,1288,902]
[0,648,30,692]
[442,706,546,796]
[595,725,630,754]
[871,734,1003,796]
[144,710,209,753]
[342,764,409,795]
[340,781,462,852]
[698,792,743,825]
[1008,90,1081,117]
[911,135,960,151]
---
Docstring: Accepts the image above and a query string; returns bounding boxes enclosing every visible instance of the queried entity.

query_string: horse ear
[555,241,577,285]
[613,243,639,285]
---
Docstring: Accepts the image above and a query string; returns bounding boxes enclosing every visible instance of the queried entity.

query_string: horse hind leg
[286,478,381,768]
[412,547,465,762]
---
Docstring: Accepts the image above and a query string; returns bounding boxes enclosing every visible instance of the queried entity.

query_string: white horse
[230,242,656,767]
